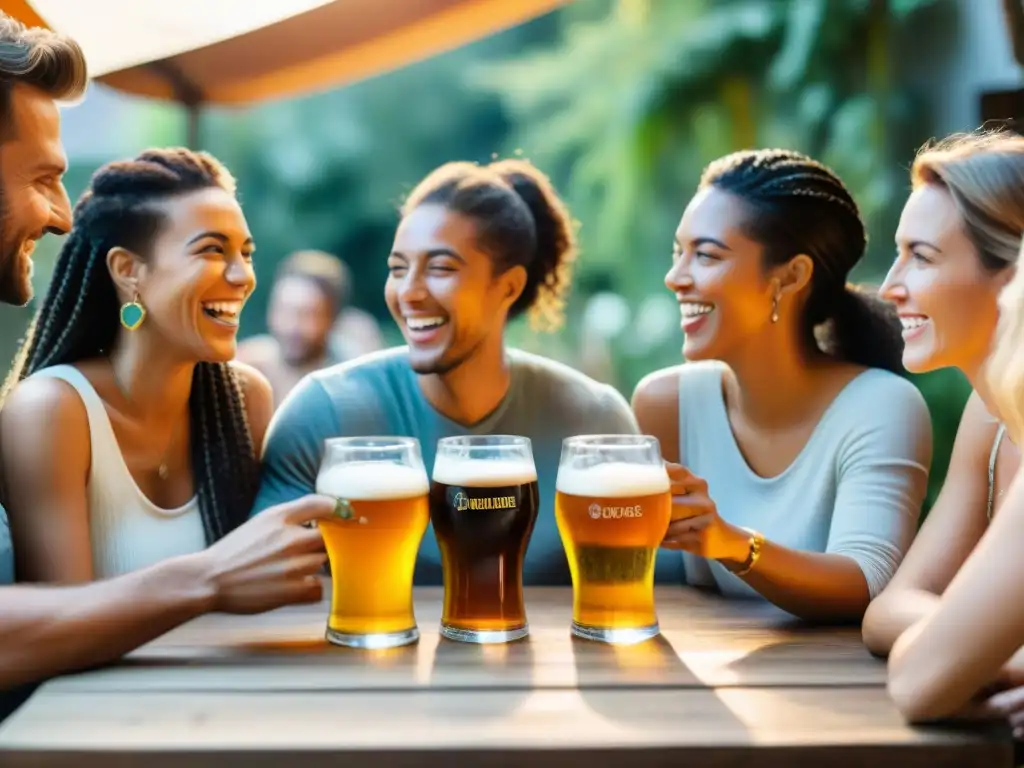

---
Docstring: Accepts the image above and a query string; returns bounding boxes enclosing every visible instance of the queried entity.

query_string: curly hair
[401,158,578,332]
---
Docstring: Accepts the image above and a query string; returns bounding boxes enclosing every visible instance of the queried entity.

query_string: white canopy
[3,0,569,105]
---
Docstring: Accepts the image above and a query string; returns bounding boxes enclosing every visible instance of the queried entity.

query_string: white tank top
[30,365,206,579]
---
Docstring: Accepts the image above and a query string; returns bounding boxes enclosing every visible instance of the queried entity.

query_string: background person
[237,249,383,407]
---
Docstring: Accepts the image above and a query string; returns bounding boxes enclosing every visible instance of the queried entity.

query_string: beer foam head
[432,456,537,488]
[316,461,429,500]
[556,461,669,497]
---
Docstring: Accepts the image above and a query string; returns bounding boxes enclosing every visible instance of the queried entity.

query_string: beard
[408,336,480,377]
[0,188,32,307]
[279,336,328,369]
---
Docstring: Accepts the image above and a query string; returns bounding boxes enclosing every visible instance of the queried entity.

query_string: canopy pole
[146,61,204,148]
[185,102,201,149]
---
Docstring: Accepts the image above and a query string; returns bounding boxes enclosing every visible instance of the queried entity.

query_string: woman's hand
[661,462,750,565]
[960,647,1024,737]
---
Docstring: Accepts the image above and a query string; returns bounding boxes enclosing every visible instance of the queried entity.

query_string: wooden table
[0,583,1012,766]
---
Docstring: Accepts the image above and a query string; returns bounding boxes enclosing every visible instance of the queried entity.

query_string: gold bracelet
[730,527,764,577]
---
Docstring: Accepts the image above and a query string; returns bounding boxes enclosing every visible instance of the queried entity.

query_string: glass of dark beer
[555,435,672,644]
[316,436,430,649]
[430,435,539,643]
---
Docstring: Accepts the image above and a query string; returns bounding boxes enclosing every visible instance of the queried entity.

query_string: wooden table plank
[0,688,1010,768]
[45,628,882,692]
[44,584,884,692]
[4,583,1007,766]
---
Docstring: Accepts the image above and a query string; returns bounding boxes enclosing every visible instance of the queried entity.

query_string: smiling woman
[0,147,275,584]
[860,130,1024,666]
[631,148,933,622]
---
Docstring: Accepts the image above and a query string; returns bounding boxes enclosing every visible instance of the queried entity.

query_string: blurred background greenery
[1,0,989,511]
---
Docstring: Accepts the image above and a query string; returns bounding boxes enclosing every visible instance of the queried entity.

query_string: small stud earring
[120,292,146,330]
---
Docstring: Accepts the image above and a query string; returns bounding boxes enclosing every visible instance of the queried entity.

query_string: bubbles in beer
[576,546,653,583]
[317,461,430,500]
[555,461,669,498]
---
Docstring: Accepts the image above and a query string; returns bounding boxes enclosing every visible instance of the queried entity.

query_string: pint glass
[430,435,539,643]
[555,435,672,644]
[316,437,430,649]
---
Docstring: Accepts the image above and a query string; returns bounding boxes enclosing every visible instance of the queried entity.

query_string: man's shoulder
[510,347,606,386]
[263,348,411,453]
[308,346,411,395]
[508,348,625,408]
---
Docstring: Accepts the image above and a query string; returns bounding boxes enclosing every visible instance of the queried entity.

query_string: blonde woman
[862,130,1024,656]
[885,242,1024,728]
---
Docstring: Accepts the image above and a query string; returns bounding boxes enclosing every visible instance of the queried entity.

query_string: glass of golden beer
[430,435,539,643]
[316,436,430,649]
[555,435,671,644]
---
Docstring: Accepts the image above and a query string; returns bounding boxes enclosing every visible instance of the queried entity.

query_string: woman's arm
[0,377,93,583]
[664,463,877,621]
[662,374,933,623]
[887,461,1024,722]
[862,392,996,654]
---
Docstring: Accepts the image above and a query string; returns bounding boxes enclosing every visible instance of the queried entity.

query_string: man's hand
[191,494,334,614]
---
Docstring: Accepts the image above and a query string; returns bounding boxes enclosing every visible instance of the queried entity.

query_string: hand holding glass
[555,435,672,644]
[316,436,429,649]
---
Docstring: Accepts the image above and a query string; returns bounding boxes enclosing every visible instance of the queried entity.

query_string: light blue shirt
[252,346,689,585]
[673,360,933,599]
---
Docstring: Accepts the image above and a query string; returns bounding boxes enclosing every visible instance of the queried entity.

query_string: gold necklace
[110,362,181,482]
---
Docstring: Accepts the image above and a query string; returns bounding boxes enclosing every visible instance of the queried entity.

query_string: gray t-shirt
[253,346,685,586]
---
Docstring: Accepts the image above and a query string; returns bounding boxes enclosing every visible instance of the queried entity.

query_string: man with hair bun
[254,158,649,586]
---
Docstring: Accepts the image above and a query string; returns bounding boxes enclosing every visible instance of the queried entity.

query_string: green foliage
[909,368,973,510]
[189,15,562,340]
[479,0,960,511]
[0,0,968,517]
[479,0,952,306]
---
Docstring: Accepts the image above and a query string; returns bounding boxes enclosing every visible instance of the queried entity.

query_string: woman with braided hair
[0,146,274,582]
[632,148,933,621]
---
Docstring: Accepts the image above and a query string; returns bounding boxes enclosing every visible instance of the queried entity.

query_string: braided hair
[0,147,259,543]
[401,158,578,332]
[700,149,903,373]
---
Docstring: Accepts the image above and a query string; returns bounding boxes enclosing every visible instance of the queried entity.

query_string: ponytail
[819,284,904,373]
[403,157,578,331]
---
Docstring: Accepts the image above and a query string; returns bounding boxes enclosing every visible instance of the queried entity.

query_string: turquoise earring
[120,292,146,330]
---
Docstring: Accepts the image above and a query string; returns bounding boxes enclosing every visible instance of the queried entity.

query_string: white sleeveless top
[674,360,933,601]
[30,365,206,579]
